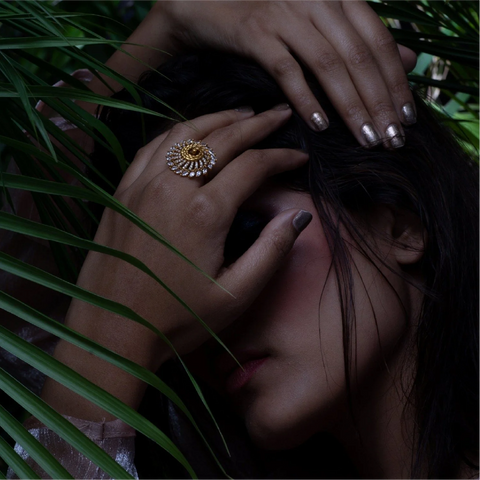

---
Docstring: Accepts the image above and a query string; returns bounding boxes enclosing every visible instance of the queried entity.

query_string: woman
[1,0,417,395]
[0,2,438,480]
[33,47,477,480]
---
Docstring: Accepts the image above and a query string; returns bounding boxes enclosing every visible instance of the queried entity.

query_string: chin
[242,401,316,451]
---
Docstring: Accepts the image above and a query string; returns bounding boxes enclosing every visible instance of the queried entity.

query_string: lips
[212,349,269,394]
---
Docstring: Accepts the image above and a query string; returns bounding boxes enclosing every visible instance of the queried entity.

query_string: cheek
[255,215,332,326]
[240,231,412,449]
[239,221,349,448]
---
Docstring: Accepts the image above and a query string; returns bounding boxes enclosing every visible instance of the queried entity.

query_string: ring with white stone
[166,139,217,179]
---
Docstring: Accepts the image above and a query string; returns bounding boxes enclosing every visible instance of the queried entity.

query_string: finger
[343,1,417,125]
[201,103,293,175]
[116,131,170,194]
[203,148,309,214]
[299,14,405,148]
[247,38,330,133]
[146,105,293,188]
[218,209,312,305]
[129,108,256,188]
[281,22,381,147]
[398,44,418,73]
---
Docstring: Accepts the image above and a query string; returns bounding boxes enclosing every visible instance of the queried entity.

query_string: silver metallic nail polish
[361,122,381,146]
[311,112,329,132]
[386,123,405,148]
[402,103,416,125]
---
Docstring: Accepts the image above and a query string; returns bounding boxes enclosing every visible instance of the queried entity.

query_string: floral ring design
[166,139,217,179]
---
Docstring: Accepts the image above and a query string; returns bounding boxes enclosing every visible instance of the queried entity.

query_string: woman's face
[185,181,415,450]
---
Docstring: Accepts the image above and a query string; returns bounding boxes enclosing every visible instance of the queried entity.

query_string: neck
[333,353,415,478]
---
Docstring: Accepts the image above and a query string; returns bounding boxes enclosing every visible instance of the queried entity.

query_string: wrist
[150,2,188,55]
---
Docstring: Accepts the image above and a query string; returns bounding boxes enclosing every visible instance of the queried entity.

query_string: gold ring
[166,139,217,178]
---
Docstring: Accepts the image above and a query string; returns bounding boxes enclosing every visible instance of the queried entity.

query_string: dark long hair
[91,51,478,478]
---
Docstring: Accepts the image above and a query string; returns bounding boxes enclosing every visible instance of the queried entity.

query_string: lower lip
[224,357,269,395]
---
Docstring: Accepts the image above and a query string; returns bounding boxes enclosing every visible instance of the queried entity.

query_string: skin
[38,2,430,476]
[42,106,425,477]
[158,1,418,145]
[185,184,424,478]
[43,106,311,417]
[79,1,418,147]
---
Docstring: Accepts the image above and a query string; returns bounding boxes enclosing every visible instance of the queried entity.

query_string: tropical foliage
[0,1,478,478]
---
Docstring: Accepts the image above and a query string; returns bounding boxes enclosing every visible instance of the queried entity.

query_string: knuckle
[170,121,188,137]
[209,124,239,144]
[388,78,411,97]
[370,101,396,118]
[344,102,365,121]
[313,51,343,74]
[144,175,170,201]
[348,44,375,69]
[374,32,398,56]
[189,193,218,228]
[238,4,285,37]
[113,189,128,204]
[242,13,265,36]
[246,149,270,174]
[135,146,147,158]
[266,230,290,258]
[271,57,299,79]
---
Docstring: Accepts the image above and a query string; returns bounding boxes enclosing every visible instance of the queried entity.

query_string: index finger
[123,108,256,190]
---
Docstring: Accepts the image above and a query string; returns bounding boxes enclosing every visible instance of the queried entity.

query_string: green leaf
[0,368,135,479]
[0,53,58,162]
[0,327,196,478]
[0,136,231,298]
[0,290,230,475]
[0,405,73,479]
[0,37,124,50]
[0,86,178,121]
[0,434,40,480]
[407,75,479,96]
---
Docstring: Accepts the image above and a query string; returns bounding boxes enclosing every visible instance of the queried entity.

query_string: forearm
[41,297,172,422]
[78,3,179,115]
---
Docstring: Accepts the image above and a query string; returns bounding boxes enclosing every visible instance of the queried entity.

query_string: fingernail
[402,102,416,125]
[385,123,405,148]
[310,112,329,132]
[295,148,309,155]
[293,210,313,233]
[234,106,254,112]
[272,103,291,111]
[361,122,381,146]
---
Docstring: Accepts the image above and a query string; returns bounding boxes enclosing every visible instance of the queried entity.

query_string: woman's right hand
[154,1,417,148]
[43,106,309,419]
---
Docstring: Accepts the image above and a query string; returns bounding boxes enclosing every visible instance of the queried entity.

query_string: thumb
[220,209,313,301]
